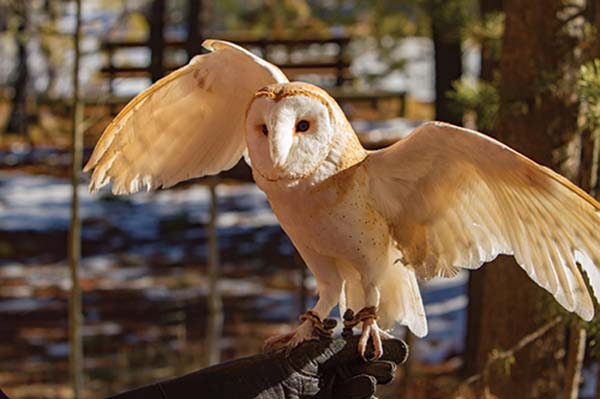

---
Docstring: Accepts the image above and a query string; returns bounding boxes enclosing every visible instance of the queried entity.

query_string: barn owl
[85,39,600,360]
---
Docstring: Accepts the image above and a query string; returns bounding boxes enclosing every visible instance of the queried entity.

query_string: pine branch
[461,316,563,398]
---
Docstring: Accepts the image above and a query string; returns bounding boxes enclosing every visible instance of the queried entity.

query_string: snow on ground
[0,171,275,233]
[0,171,468,364]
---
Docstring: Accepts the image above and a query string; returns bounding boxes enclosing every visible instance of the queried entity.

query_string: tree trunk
[431,10,463,125]
[205,178,223,366]
[40,0,58,96]
[564,325,586,399]
[593,0,600,58]
[185,0,203,58]
[479,0,503,82]
[580,0,600,197]
[69,0,84,396]
[467,0,585,397]
[5,2,29,136]
[149,0,165,82]
[464,0,504,377]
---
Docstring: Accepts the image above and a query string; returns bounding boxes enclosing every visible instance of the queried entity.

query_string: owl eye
[261,124,268,136]
[296,120,310,133]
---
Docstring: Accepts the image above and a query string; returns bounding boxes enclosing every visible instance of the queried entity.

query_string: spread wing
[84,39,288,194]
[364,121,600,321]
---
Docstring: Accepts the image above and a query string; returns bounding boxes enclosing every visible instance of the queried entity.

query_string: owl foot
[344,307,392,361]
[263,310,336,354]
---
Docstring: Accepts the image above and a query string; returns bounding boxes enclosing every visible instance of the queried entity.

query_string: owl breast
[255,165,391,263]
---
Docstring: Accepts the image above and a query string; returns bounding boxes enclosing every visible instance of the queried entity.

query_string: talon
[367,318,384,360]
[358,321,371,358]
[263,331,294,351]
[264,310,329,354]
[351,306,385,360]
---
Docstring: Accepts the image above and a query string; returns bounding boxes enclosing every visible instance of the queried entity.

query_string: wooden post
[149,0,165,82]
[431,13,463,125]
[68,0,84,396]
[106,44,118,116]
[564,324,586,399]
[464,0,503,379]
[186,0,203,57]
[5,2,29,136]
[206,177,223,366]
[106,44,114,96]
[336,39,346,87]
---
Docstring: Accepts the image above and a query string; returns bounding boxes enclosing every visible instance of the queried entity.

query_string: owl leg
[262,309,336,352]
[263,279,342,352]
[285,278,341,349]
[264,250,342,352]
[355,283,391,360]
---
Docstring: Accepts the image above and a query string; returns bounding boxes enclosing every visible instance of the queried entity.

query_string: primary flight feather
[85,39,600,359]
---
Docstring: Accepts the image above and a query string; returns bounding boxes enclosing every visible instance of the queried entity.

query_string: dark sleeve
[106,337,408,399]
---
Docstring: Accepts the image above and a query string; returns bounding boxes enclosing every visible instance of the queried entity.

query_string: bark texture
[149,0,165,82]
[478,0,503,82]
[429,0,465,125]
[464,0,504,377]
[466,0,585,396]
[68,0,84,396]
[185,0,203,58]
[5,2,29,135]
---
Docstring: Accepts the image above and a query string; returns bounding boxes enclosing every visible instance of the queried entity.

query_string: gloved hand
[106,336,408,399]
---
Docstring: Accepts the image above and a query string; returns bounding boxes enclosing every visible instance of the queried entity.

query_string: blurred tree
[213,1,417,83]
[577,5,600,398]
[421,0,475,125]
[465,0,595,397]
[39,0,59,97]
[149,0,166,82]
[5,1,29,136]
[438,1,503,131]
[185,0,203,56]
[579,2,600,204]
[478,0,503,82]
[69,0,84,396]
[463,0,502,378]
[568,5,600,399]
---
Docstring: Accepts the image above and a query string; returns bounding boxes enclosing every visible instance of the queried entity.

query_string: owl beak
[269,130,293,169]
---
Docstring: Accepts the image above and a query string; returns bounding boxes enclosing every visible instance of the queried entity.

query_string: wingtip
[412,323,428,338]
[201,39,215,51]
[111,183,128,196]
[202,39,232,52]
[574,287,595,322]
[401,317,428,338]
[82,161,93,173]
[582,309,594,322]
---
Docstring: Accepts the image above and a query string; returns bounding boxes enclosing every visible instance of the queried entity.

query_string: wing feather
[365,121,600,321]
[84,40,288,194]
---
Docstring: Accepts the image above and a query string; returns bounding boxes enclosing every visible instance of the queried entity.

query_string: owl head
[245,82,355,182]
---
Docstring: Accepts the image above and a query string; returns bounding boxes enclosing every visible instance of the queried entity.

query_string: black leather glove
[106,336,408,399]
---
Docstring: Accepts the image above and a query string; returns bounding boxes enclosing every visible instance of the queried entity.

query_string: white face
[245,94,334,181]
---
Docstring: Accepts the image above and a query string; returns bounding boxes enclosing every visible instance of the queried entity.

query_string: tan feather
[365,121,600,321]
[84,40,288,194]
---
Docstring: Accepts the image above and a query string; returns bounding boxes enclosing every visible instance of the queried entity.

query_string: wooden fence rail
[99,35,406,118]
